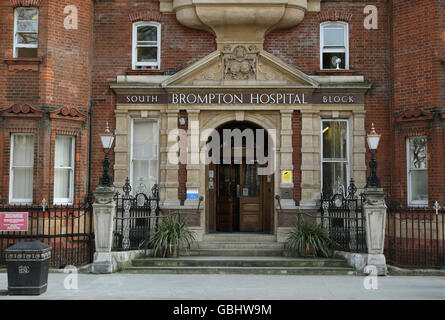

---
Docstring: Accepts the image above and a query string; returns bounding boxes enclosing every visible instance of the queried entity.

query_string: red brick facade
[0,0,444,208]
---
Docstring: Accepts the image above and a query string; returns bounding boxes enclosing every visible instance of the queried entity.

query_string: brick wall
[292,110,302,203]
[390,0,445,205]
[0,0,92,203]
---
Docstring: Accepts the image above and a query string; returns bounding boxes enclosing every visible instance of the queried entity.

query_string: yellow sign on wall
[281,170,292,184]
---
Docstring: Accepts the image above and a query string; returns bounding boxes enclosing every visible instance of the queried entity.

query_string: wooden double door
[214,163,272,232]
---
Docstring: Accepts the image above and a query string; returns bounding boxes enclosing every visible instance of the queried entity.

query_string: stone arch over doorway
[201,116,278,234]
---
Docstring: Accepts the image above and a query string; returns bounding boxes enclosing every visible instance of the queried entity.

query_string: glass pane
[17,47,37,58]
[13,135,33,166]
[322,162,348,195]
[137,25,157,42]
[54,168,71,199]
[322,52,345,69]
[132,160,158,192]
[13,168,33,200]
[218,165,230,197]
[133,121,158,160]
[242,164,259,197]
[410,170,428,202]
[322,121,348,159]
[137,47,157,62]
[55,136,73,168]
[409,136,427,169]
[17,8,38,21]
[17,20,38,32]
[323,25,345,46]
[16,32,38,45]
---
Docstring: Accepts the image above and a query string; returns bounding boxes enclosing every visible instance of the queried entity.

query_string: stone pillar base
[91,252,116,274]
[334,251,388,276]
[365,253,388,276]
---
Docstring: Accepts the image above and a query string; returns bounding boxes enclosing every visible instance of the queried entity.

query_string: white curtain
[132,121,158,192]
[12,135,34,200]
[54,136,73,200]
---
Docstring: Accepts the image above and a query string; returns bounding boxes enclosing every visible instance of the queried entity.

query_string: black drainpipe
[87,98,106,204]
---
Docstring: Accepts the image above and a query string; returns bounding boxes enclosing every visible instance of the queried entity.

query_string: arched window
[14,7,39,58]
[320,21,349,70]
[132,21,161,70]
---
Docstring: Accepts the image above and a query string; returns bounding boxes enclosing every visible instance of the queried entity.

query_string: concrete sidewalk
[0,272,445,300]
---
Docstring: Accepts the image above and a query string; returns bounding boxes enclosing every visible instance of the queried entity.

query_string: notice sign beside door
[0,212,28,231]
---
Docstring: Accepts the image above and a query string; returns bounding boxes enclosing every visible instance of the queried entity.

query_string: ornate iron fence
[0,201,94,268]
[112,178,160,251]
[319,179,367,253]
[385,201,445,269]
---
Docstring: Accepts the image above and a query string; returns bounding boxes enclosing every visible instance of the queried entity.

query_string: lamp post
[365,123,381,188]
[91,122,116,274]
[362,123,388,276]
[99,122,115,187]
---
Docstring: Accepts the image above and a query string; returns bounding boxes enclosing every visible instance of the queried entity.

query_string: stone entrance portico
[110,56,369,242]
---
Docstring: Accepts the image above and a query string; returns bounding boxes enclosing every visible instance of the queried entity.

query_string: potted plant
[285,217,332,258]
[148,215,196,258]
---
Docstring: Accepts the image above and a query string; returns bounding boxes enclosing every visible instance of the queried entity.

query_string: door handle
[236,184,240,198]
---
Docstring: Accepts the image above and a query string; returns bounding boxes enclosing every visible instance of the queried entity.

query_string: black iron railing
[385,202,445,269]
[276,179,367,254]
[0,201,94,269]
[112,179,160,251]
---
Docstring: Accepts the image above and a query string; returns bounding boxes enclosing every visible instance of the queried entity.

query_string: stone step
[180,248,285,257]
[197,242,284,249]
[132,256,350,268]
[202,233,276,242]
[123,266,356,275]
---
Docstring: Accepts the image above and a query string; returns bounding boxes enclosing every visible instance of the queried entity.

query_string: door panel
[239,163,262,232]
[216,164,234,232]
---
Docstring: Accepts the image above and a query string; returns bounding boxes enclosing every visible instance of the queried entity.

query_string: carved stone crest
[223,45,258,80]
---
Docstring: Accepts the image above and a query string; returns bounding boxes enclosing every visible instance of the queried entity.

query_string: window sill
[4,57,42,71]
[316,69,356,76]
[126,69,165,76]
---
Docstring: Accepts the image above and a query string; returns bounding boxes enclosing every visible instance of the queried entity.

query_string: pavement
[1,272,445,300]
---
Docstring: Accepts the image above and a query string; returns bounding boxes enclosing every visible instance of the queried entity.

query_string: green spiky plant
[148,215,196,258]
[285,217,332,258]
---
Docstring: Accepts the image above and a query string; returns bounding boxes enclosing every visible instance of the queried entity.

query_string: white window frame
[130,118,160,194]
[321,119,350,194]
[54,136,75,205]
[13,7,39,58]
[407,136,428,206]
[320,21,349,70]
[132,21,161,70]
[9,133,34,204]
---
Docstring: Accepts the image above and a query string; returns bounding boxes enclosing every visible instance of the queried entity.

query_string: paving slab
[0,273,444,300]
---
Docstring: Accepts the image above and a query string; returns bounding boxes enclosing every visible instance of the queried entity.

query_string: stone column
[279,110,295,208]
[300,110,320,207]
[162,109,181,208]
[363,187,388,276]
[186,110,201,205]
[91,186,116,274]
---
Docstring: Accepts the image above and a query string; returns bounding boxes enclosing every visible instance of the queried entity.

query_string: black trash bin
[5,241,52,295]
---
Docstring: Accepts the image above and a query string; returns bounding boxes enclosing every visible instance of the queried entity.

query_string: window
[407,136,428,206]
[14,7,39,58]
[131,119,159,192]
[321,120,349,195]
[10,134,34,203]
[320,22,349,70]
[54,136,75,204]
[132,22,161,70]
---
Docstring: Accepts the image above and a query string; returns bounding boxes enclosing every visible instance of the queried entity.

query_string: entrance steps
[121,233,356,275]
[125,256,355,275]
